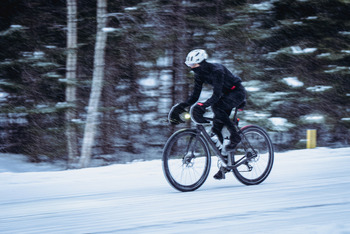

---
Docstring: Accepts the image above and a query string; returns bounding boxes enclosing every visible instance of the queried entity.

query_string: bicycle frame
[194,108,256,170]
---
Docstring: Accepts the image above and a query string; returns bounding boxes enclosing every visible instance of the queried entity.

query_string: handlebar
[169,103,243,125]
[189,105,241,125]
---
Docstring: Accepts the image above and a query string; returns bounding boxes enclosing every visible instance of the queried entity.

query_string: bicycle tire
[162,129,211,192]
[232,125,274,185]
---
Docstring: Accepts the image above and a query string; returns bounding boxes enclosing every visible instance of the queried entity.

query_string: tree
[79,0,108,168]
[0,0,67,160]
[246,0,350,147]
[65,0,79,167]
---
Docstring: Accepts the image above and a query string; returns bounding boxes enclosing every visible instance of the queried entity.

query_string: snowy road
[1,148,350,233]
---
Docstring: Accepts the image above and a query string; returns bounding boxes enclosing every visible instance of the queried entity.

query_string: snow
[124,7,138,11]
[10,25,23,28]
[317,53,331,58]
[102,27,118,32]
[293,21,303,25]
[0,154,64,173]
[156,55,171,67]
[291,46,317,54]
[325,66,350,73]
[0,25,28,36]
[265,46,317,59]
[32,62,59,67]
[282,77,304,87]
[301,114,325,123]
[269,117,295,131]
[0,147,350,233]
[306,16,318,20]
[138,76,157,87]
[45,45,57,49]
[307,85,332,92]
[242,80,266,92]
[33,51,45,59]
[250,2,273,11]
[339,31,350,35]
[0,92,8,102]
[44,72,62,78]
[245,86,260,92]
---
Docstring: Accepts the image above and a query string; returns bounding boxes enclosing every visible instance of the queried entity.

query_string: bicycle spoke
[232,126,274,185]
[162,130,211,191]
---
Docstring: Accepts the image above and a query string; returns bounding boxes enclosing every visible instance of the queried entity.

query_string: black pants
[211,84,246,144]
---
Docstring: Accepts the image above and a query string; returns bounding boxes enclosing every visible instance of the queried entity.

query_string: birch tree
[79,0,108,168]
[65,0,79,167]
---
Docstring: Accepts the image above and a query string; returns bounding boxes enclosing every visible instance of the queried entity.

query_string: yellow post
[307,129,317,149]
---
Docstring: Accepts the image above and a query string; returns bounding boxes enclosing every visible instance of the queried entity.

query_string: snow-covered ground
[1,147,350,234]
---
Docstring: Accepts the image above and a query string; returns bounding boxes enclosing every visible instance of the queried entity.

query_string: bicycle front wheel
[232,125,274,185]
[162,129,211,192]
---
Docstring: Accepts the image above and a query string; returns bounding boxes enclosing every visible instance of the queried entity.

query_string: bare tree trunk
[65,0,79,167]
[79,0,108,168]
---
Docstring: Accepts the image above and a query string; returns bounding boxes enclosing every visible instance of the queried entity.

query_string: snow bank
[0,154,65,173]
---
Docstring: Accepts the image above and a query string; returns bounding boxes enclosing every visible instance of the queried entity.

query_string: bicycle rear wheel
[232,125,274,185]
[162,129,211,192]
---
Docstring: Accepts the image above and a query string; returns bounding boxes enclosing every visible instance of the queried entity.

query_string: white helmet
[185,49,208,67]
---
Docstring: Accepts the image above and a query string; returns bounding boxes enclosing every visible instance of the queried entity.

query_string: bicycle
[162,104,274,192]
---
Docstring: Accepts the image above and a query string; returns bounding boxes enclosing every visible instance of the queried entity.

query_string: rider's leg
[212,104,235,180]
[215,86,246,151]
[212,103,238,146]
[211,119,224,143]
[212,89,245,180]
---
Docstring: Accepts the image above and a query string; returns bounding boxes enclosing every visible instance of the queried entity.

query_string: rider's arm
[183,76,203,106]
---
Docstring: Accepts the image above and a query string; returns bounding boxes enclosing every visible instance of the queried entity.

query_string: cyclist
[177,49,246,180]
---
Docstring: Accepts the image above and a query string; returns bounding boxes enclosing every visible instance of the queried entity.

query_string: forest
[0,0,349,167]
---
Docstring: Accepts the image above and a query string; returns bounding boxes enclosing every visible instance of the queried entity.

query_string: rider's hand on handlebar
[192,103,209,124]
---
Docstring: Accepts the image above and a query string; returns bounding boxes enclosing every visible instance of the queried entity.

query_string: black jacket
[185,61,242,108]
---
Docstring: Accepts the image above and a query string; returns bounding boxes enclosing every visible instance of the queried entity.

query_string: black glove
[168,103,187,125]
[191,103,209,123]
